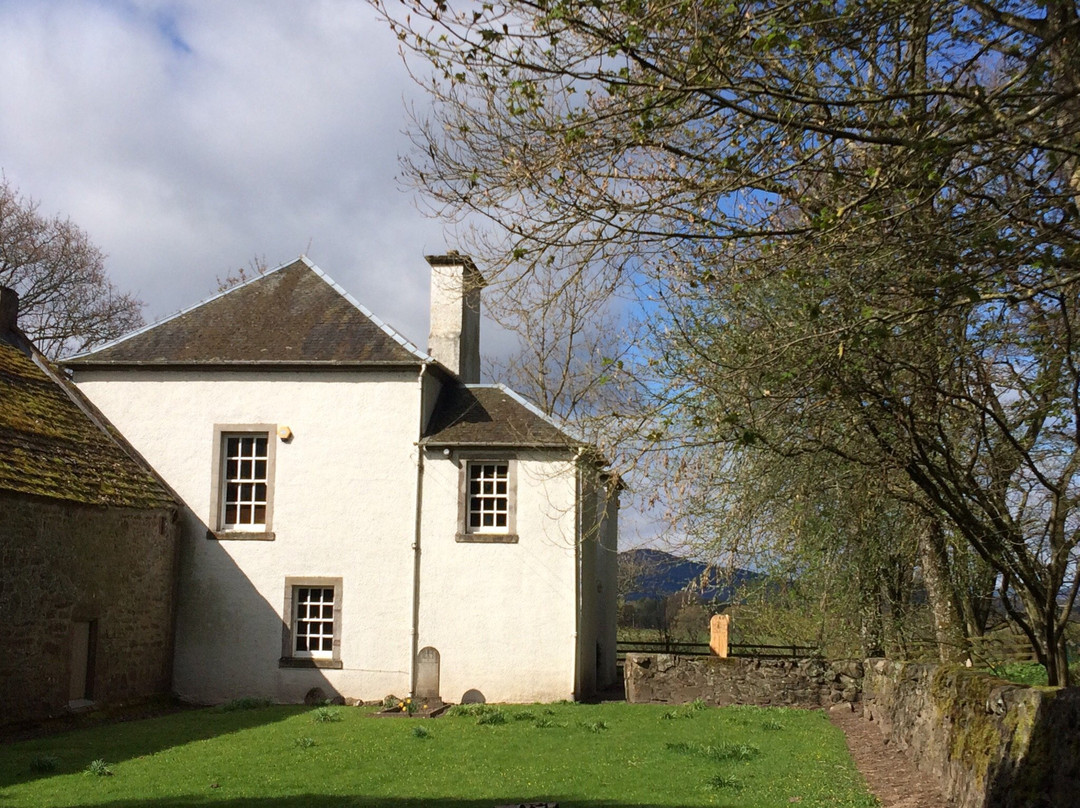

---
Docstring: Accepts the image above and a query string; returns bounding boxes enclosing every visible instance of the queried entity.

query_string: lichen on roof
[0,337,176,509]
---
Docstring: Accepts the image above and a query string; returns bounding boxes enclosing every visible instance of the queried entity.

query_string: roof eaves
[301,256,433,363]
[420,439,579,449]
[66,360,425,371]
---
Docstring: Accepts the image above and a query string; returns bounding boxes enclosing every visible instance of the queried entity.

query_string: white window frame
[468,461,510,532]
[280,577,343,669]
[456,455,518,543]
[292,586,336,658]
[209,424,277,540]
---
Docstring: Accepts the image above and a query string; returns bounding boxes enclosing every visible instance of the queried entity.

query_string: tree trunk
[1012,585,1071,687]
[857,571,885,657]
[918,518,968,663]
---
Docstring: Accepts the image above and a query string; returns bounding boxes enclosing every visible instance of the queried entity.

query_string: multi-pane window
[468,461,509,532]
[222,434,268,528]
[293,586,335,657]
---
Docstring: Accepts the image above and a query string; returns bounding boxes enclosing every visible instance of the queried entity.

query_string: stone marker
[710,614,730,658]
[416,646,441,701]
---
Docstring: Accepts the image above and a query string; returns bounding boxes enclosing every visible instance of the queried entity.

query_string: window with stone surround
[468,461,509,530]
[280,577,342,669]
[458,457,517,543]
[209,425,276,540]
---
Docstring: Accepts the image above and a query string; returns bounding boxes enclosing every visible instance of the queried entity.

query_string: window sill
[207,529,276,541]
[279,657,343,670]
[456,533,519,544]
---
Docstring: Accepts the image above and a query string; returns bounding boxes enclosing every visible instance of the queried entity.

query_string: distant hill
[619,548,764,603]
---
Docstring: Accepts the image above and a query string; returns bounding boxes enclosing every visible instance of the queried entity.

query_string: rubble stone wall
[0,492,179,726]
[623,653,863,707]
[862,658,1080,808]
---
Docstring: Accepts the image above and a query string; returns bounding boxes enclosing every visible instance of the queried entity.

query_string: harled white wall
[417,449,580,703]
[74,369,422,705]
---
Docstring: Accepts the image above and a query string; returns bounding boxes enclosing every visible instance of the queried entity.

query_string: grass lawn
[0,701,877,808]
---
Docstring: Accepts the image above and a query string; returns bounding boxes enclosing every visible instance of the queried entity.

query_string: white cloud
[0,0,451,344]
[0,0,660,547]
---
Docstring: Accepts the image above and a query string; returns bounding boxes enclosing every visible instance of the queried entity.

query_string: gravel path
[829,706,956,808]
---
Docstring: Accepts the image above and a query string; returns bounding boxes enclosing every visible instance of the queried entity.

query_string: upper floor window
[209,424,277,540]
[457,457,517,543]
[222,434,269,528]
[468,461,509,532]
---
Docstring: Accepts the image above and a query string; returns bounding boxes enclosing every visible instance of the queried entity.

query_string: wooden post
[709,614,730,658]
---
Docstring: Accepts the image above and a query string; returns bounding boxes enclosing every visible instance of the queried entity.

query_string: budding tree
[376,0,1080,681]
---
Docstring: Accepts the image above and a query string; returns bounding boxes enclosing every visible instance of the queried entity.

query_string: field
[0,701,877,807]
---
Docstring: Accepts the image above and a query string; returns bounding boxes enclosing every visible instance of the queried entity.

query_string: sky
[0,0,669,549]
[0,0,452,346]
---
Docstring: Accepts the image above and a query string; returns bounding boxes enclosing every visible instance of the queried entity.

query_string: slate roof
[65,257,428,367]
[422,384,582,448]
[0,331,177,509]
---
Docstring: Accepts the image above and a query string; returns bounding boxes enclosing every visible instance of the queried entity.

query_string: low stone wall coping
[862,657,1080,808]
[623,653,862,708]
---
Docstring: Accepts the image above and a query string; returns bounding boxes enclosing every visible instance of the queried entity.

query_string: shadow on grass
[0,705,305,791]
[66,798,721,808]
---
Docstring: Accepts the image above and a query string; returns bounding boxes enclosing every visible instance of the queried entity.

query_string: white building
[66,254,618,705]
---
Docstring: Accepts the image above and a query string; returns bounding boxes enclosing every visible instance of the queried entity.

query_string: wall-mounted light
[277,426,293,441]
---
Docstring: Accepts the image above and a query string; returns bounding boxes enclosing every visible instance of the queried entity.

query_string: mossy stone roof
[0,336,176,509]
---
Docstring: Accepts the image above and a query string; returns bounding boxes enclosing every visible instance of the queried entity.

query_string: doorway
[68,620,97,705]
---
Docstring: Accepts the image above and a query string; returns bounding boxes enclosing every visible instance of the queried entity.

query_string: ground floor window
[294,586,335,657]
[280,577,342,669]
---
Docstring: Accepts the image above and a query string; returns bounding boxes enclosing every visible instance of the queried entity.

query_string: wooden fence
[616,640,820,663]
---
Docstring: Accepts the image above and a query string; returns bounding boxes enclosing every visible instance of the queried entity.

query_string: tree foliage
[0,177,143,358]
[376,0,1080,682]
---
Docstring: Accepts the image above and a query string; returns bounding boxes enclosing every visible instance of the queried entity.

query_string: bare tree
[483,255,649,462]
[0,177,142,357]
[215,254,271,293]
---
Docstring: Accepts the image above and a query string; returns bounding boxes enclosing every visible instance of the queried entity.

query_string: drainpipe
[572,447,585,701]
[409,363,428,698]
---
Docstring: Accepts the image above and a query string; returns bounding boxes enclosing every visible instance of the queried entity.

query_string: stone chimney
[0,286,18,334]
[427,252,485,383]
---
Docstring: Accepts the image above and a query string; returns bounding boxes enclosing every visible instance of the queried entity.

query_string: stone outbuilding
[0,287,180,726]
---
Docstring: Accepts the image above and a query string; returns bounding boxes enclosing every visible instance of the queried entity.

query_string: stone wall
[624,653,862,707]
[862,658,1080,808]
[0,492,179,726]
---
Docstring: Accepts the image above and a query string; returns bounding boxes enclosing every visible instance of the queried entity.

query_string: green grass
[987,661,1048,686]
[0,702,878,807]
